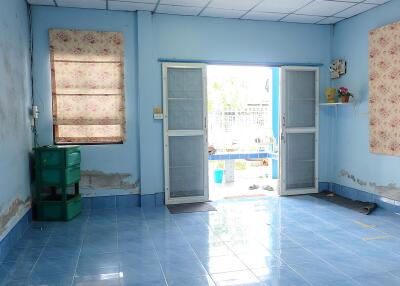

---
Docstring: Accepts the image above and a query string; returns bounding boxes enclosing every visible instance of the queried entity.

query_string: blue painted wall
[140,12,333,195]
[331,0,400,201]
[31,7,140,197]
[31,7,333,199]
[0,0,32,240]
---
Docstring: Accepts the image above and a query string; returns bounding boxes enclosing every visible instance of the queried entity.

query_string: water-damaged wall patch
[0,197,31,236]
[0,0,33,240]
[339,169,400,201]
[369,182,400,201]
[80,170,139,190]
[339,169,367,187]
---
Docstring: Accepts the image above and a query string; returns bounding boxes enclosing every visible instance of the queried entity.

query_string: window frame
[49,29,126,145]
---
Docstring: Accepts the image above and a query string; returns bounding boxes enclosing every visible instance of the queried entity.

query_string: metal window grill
[208,106,273,151]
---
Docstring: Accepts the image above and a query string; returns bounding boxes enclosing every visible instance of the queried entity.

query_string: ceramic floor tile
[41,245,81,259]
[80,239,118,255]
[274,247,323,266]
[211,270,263,286]
[322,279,360,286]
[200,255,248,274]
[76,252,122,274]
[237,252,283,269]
[353,272,400,286]
[32,255,78,276]
[160,257,208,280]
[326,255,386,277]
[290,261,349,285]
[4,196,400,286]
[0,259,36,280]
[0,278,28,286]
[73,273,121,286]
[118,249,160,265]
[192,242,233,258]
[119,264,165,284]
[166,275,216,286]
[28,272,74,286]
[251,265,311,286]
[225,240,270,255]
[2,247,43,262]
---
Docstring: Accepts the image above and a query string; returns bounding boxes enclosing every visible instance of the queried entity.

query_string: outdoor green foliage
[234,160,247,170]
[208,78,250,112]
[210,160,250,170]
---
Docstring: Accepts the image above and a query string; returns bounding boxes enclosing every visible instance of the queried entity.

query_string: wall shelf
[319,102,352,106]
[320,102,352,117]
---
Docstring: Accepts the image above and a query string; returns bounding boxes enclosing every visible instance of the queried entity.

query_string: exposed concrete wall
[80,170,140,197]
[0,0,32,239]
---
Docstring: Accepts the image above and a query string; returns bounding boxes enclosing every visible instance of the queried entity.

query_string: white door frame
[162,62,209,205]
[279,66,319,196]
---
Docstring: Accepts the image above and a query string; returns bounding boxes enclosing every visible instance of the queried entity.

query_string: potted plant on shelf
[337,87,353,103]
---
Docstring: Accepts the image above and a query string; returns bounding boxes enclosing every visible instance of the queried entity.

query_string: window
[49,29,126,144]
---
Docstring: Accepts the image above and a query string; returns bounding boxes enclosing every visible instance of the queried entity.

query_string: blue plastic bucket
[214,169,224,184]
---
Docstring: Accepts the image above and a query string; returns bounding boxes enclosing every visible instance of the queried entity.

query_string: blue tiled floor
[2,195,400,285]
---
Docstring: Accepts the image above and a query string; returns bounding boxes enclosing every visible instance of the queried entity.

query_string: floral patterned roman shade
[49,29,126,144]
[369,21,400,155]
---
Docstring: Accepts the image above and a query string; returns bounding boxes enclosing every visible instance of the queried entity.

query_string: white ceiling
[27,0,392,24]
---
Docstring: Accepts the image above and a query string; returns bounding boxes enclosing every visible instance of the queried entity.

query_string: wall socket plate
[153,107,163,120]
[153,113,164,120]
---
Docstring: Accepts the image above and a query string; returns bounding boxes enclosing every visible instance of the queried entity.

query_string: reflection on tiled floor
[209,176,278,200]
[2,195,400,285]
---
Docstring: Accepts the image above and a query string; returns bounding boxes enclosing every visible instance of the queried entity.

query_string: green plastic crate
[35,145,81,187]
[36,145,81,168]
[34,145,82,221]
[37,166,81,187]
[35,195,82,221]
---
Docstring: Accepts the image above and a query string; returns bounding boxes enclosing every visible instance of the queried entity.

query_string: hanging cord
[28,4,39,147]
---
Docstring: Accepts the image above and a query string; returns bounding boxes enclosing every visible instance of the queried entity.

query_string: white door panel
[280,66,319,196]
[163,63,209,205]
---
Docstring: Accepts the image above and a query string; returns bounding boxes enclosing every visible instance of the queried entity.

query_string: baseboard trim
[82,193,165,209]
[319,182,400,213]
[0,208,32,262]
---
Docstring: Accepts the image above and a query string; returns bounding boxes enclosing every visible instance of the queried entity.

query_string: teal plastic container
[214,169,224,183]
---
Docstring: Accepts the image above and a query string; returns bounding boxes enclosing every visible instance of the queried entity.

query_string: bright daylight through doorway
[207,65,279,201]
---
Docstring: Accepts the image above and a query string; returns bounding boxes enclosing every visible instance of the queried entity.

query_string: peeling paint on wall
[339,169,367,187]
[80,170,140,190]
[369,182,400,201]
[339,169,400,201]
[0,0,32,241]
[0,197,31,237]
[0,15,29,143]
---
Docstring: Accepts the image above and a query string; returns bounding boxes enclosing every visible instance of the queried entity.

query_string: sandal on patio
[249,184,259,190]
[263,185,274,191]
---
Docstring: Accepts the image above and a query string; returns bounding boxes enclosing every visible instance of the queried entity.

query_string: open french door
[279,66,319,196]
[163,63,209,205]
